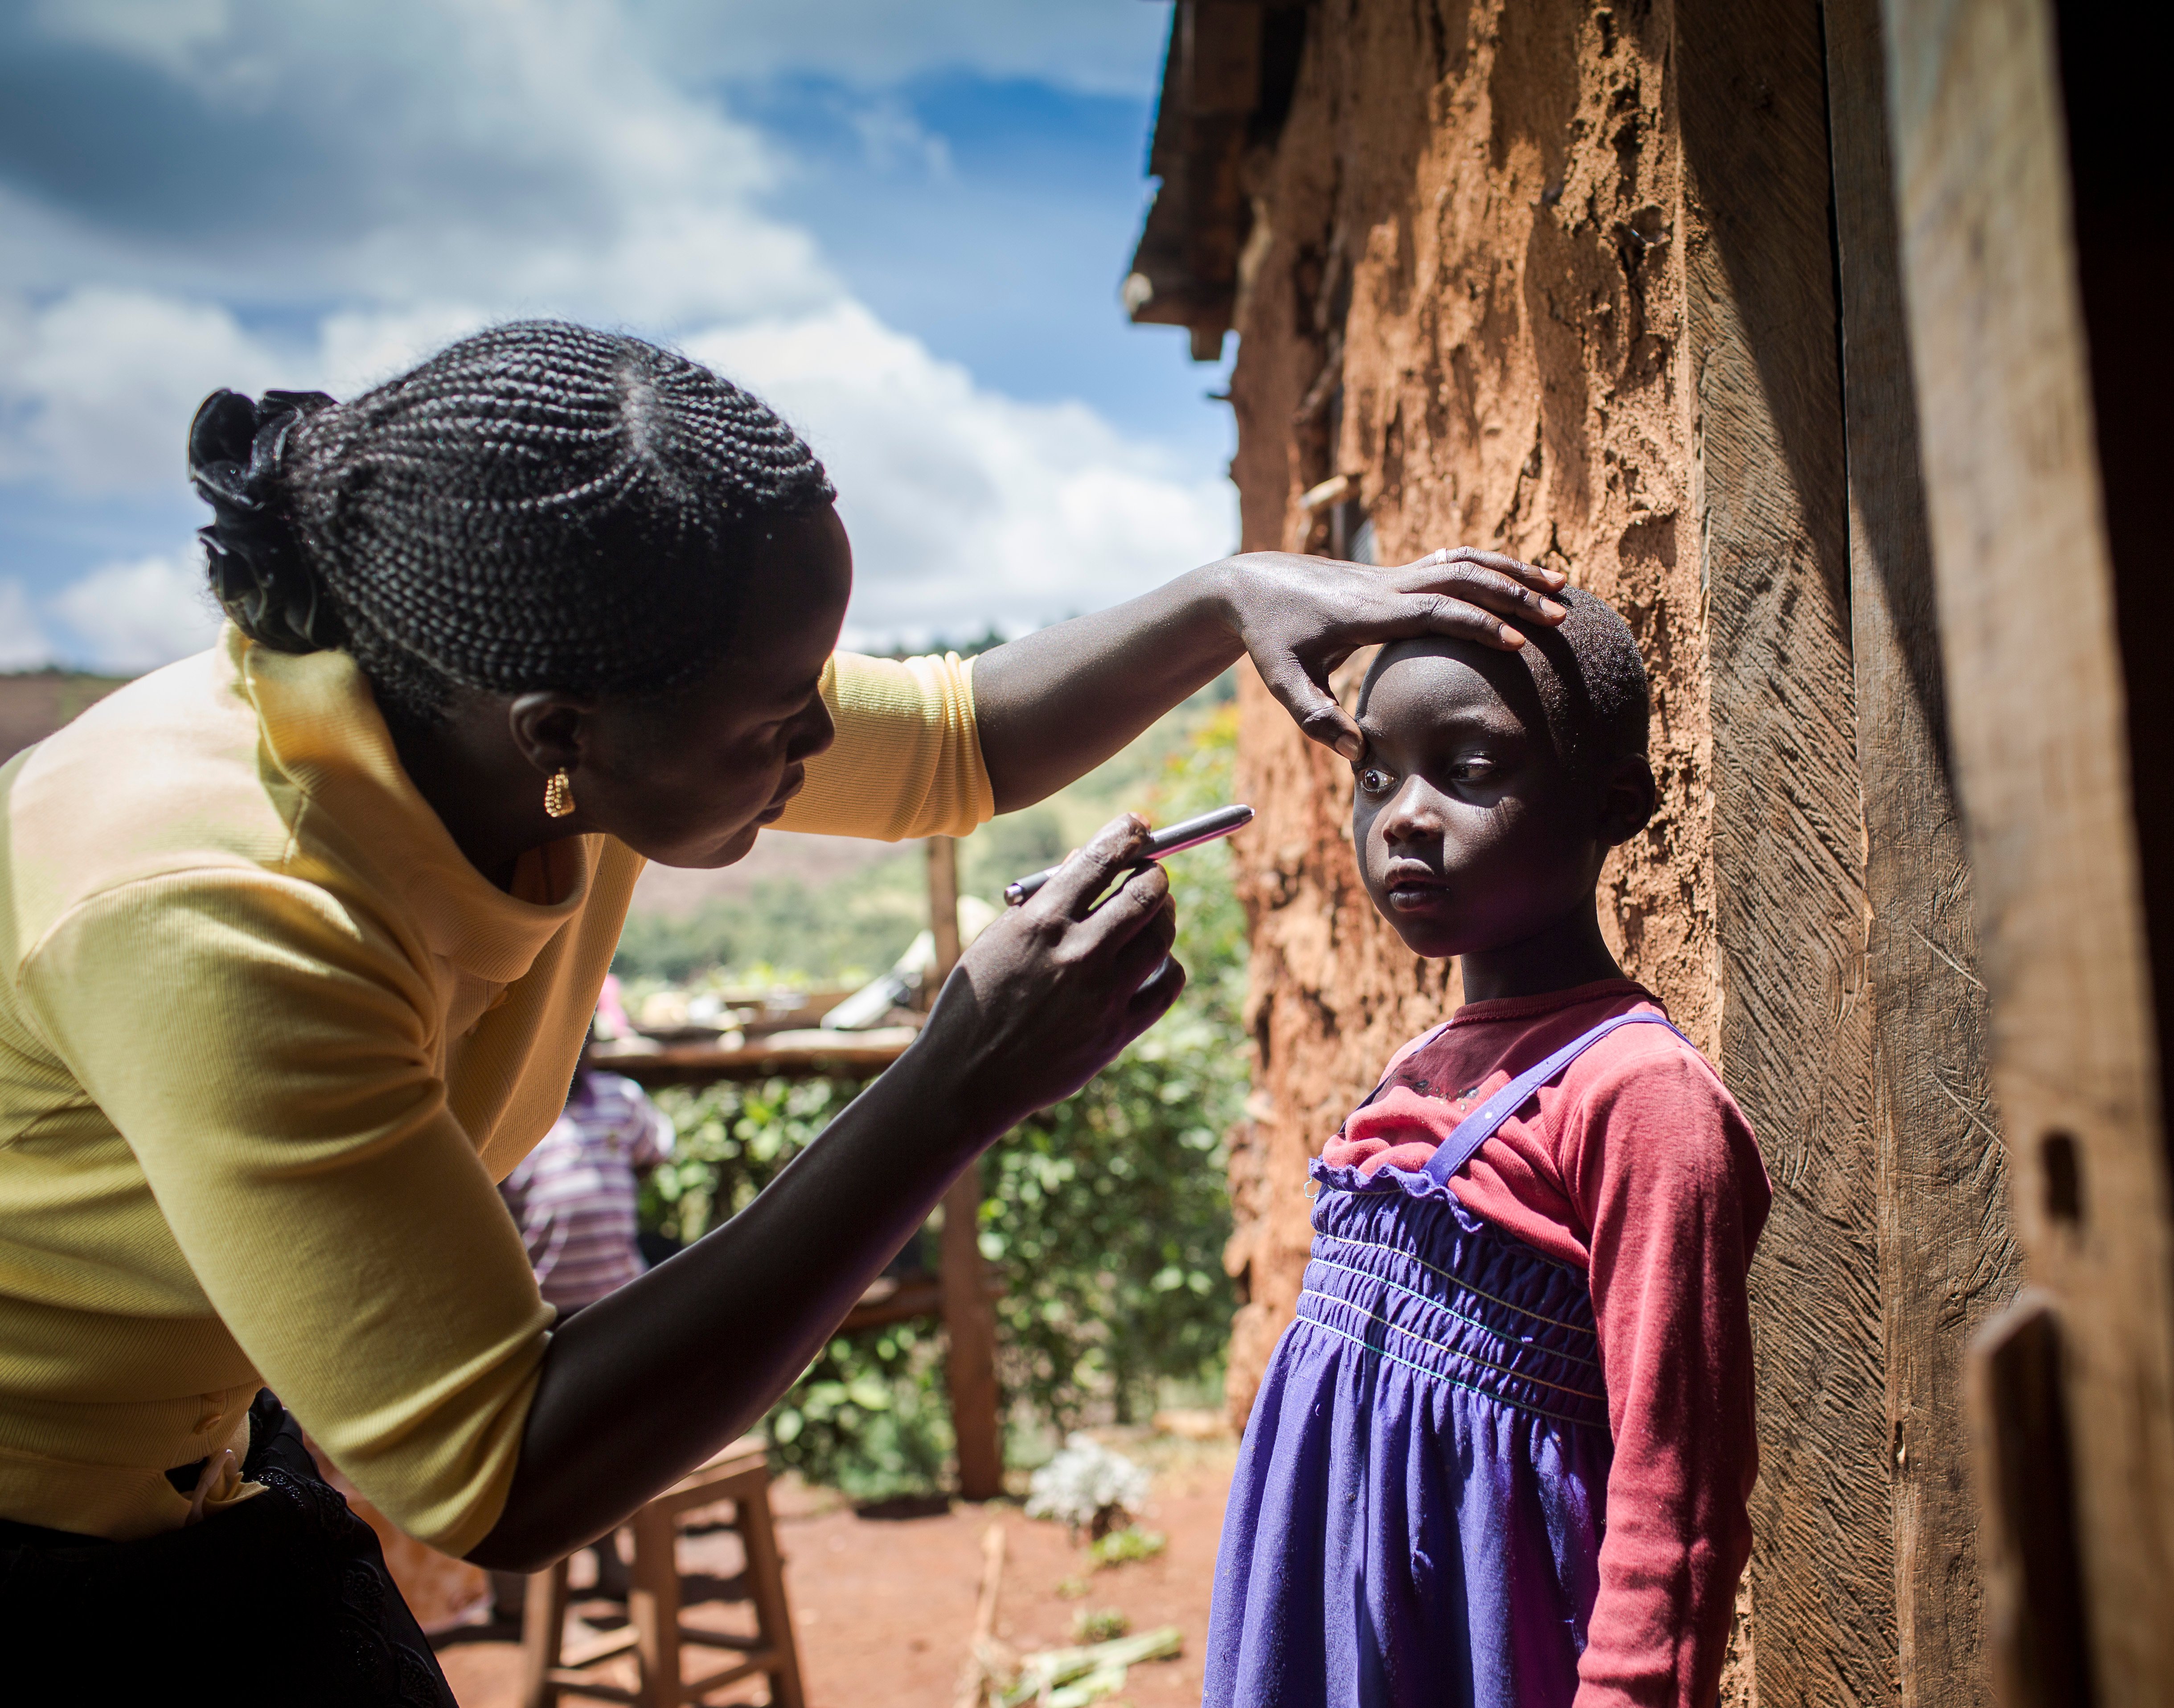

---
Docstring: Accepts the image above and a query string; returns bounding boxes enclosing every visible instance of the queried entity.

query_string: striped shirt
[499,1072,675,1311]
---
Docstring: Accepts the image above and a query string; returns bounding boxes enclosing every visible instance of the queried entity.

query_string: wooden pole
[1823,0,2018,1697]
[1882,0,2174,1698]
[1676,0,1888,1696]
[928,836,1005,1501]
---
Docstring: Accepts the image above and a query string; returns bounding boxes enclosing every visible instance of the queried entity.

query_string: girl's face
[566,505,852,869]
[1349,639,1608,961]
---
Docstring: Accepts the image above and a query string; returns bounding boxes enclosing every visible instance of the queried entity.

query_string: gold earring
[543,768,577,819]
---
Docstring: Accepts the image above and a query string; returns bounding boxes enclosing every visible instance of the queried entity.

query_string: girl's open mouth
[1383,869,1451,909]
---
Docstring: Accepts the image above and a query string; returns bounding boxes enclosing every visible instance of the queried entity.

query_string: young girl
[1206,591,1770,1708]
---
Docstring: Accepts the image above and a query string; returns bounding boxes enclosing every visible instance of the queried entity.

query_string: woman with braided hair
[0,320,1564,1700]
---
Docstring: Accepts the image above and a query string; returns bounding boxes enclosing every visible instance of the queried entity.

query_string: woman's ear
[508,691,596,778]
[1597,755,1659,847]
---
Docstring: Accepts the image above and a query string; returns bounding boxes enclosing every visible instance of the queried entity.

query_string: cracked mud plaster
[1222,0,1712,1423]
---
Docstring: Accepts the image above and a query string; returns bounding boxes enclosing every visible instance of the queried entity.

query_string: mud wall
[1210,2,1937,1703]
[1222,0,1711,1427]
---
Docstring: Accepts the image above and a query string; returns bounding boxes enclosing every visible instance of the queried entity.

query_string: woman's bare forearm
[467,1052,985,1569]
[971,563,1241,813]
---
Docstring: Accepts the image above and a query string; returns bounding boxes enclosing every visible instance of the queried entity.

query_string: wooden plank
[602,1038,910,1087]
[521,1562,573,1708]
[1879,0,2174,1700]
[2054,7,2174,1129]
[541,1676,636,1705]
[929,837,1005,1502]
[1823,0,2021,1700]
[841,1272,944,1335]
[558,1626,641,1669]
[838,1269,1005,1336]
[628,1497,682,1708]
[1675,0,1892,1700]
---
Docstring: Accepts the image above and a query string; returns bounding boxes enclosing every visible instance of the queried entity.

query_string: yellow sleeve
[772,651,995,840]
[20,871,553,1556]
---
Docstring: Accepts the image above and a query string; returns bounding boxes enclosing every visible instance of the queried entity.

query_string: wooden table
[599,1036,913,1088]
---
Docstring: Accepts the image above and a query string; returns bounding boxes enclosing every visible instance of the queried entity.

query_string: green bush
[639,1074,955,1494]
[984,998,1243,1433]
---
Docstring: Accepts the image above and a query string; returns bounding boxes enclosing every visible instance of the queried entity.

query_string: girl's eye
[1451,759,1496,785]
[1358,767,1394,794]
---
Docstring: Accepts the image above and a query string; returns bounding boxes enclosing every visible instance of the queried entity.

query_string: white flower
[1025,1434,1152,1532]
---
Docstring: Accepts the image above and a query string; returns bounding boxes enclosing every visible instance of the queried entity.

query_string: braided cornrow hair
[188,320,834,722]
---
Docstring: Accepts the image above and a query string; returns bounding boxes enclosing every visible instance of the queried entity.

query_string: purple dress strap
[1418,1010,1690,1187]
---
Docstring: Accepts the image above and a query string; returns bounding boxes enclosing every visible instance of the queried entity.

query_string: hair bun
[189,387,342,653]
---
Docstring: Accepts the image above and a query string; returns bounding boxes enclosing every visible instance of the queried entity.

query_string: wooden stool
[520,1441,804,1708]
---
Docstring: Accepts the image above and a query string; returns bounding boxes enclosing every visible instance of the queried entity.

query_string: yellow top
[0,627,990,1551]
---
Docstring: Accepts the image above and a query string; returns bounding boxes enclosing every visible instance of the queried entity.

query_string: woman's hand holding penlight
[473,814,1183,1569]
[913,812,1183,1137]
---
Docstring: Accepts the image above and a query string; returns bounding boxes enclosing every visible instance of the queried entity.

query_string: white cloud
[686,304,1234,645]
[0,581,52,670]
[0,287,291,494]
[852,99,956,179]
[16,0,837,328]
[313,304,499,400]
[1,290,1234,653]
[30,0,232,76]
[0,290,509,500]
[1,0,1226,657]
[3,1,842,496]
[46,549,223,672]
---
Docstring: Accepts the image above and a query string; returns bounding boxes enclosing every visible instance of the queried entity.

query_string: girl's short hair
[188,320,834,723]
[1516,584,1651,773]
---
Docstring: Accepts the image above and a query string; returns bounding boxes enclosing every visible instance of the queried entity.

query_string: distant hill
[0,670,132,765]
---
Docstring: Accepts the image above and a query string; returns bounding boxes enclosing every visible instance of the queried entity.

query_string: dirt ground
[435,1433,1236,1708]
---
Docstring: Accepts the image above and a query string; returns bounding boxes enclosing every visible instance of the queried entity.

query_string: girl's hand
[911,813,1184,1137]
[1218,547,1567,761]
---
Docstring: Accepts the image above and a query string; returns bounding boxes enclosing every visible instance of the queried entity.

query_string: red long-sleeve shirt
[1319,979,1769,1708]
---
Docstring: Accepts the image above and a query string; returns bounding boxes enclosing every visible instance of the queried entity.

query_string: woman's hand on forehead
[1222,547,1567,763]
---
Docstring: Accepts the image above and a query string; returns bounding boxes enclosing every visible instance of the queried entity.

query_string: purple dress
[1205,1013,1689,1708]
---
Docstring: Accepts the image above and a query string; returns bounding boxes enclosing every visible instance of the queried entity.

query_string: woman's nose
[787,694,837,763]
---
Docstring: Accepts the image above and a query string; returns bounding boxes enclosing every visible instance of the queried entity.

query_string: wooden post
[1882,0,2174,1698]
[928,836,1004,1501]
[1824,0,2020,1699]
[628,1500,681,1708]
[734,1474,807,1708]
[520,1564,570,1708]
[1676,0,1889,1698]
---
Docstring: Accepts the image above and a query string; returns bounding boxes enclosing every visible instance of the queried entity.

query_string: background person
[491,1026,674,1620]
[500,1040,676,1321]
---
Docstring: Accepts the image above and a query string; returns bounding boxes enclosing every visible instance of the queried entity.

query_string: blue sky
[0,0,1236,669]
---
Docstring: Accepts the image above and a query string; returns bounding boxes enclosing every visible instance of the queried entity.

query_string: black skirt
[0,1390,457,1706]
